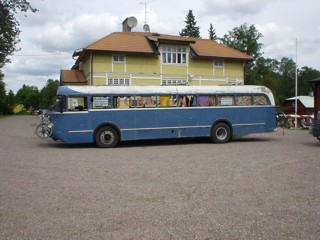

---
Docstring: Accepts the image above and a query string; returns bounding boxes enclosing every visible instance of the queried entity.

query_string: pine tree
[179,10,200,38]
[208,23,217,40]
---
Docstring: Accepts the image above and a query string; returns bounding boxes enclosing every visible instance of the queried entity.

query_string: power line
[13,53,71,57]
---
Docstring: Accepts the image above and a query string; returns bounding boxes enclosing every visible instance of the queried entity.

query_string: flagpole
[294,38,298,128]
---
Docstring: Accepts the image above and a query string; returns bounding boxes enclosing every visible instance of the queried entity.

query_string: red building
[309,78,320,140]
[282,96,314,127]
[309,78,320,120]
[282,96,314,116]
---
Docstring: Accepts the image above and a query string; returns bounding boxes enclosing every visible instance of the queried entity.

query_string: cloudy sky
[3,0,320,93]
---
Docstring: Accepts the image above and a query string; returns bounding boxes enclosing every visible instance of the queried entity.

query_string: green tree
[0,80,8,114]
[221,23,263,59]
[221,23,264,84]
[15,84,40,110]
[208,23,217,41]
[6,89,15,112]
[0,0,37,80]
[179,10,200,38]
[247,57,282,104]
[298,66,320,96]
[277,57,297,104]
[40,79,59,109]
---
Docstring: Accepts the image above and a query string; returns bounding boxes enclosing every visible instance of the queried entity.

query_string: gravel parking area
[0,115,319,240]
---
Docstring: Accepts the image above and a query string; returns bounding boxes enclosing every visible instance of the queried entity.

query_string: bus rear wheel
[95,126,119,148]
[212,122,231,144]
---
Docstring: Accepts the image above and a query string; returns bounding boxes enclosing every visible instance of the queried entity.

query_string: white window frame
[113,55,125,63]
[214,60,224,68]
[108,78,130,86]
[161,79,188,86]
[161,46,188,65]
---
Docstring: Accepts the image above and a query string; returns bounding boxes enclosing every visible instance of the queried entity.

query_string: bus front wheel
[212,123,231,144]
[95,126,119,148]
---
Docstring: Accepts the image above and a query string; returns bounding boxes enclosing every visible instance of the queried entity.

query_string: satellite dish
[143,24,150,32]
[127,16,138,28]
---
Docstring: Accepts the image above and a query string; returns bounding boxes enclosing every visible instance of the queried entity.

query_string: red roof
[74,32,253,61]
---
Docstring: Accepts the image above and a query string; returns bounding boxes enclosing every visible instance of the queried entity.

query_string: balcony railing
[87,72,244,86]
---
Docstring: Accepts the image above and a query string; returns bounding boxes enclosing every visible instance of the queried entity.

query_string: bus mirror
[59,100,63,113]
[59,96,66,113]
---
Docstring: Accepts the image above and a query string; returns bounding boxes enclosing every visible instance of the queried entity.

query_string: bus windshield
[53,95,66,113]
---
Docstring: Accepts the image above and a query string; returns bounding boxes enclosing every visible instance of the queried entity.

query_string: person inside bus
[209,96,216,106]
[136,96,144,107]
[179,95,189,107]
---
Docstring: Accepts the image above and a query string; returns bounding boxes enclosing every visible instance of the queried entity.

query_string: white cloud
[199,0,274,20]
[31,13,119,53]
[258,23,296,59]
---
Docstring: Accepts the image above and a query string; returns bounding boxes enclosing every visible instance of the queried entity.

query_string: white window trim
[113,55,125,64]
[161,79,188,86]
[161,45,188,66]
[108,78,130,86]
[214,59,224,68]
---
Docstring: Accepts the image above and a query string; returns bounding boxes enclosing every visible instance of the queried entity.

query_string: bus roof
[57,85,275,105]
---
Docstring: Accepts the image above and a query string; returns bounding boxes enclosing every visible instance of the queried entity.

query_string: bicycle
[276,112,287,128]
[35,112,53,138]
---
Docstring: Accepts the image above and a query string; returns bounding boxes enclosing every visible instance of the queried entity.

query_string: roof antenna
[139,0,156,32]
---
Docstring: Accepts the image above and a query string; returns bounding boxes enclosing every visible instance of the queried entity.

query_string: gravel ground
[0,115,319,240]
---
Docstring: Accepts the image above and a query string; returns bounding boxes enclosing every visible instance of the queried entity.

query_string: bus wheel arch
[94,123,120,148]
[211,121,232,144]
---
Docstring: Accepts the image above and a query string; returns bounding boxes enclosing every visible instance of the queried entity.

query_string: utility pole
[294,38,298,128]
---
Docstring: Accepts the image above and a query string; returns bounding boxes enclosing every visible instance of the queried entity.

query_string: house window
[162,46,187,65]
[214,60,224,68]
[161,79,188,86]
[113,55,125,63]
[108,78,130,85]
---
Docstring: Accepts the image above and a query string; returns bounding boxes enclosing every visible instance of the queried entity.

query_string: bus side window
[179,95,189,107]
[198,96,210,107]
[254,95,268,105]
[136,96,144,107]
[115,97,130,109]
[145,96,156,108]
[236,95,252,106]
[92,96,111,109]
[209,95,216,106]
[113,97,120,108]
[125,96,134,108]
[218,95,234,106]
[159,96,176,107]
[68,97,87,111]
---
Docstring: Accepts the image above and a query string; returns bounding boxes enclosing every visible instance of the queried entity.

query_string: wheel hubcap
[101,130,114,144]
[216,127,227,140]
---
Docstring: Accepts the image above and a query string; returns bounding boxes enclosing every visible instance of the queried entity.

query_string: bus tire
[95,126,119,148]
[211,122,231,144]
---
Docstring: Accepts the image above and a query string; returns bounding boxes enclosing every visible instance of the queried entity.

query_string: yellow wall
[126,55,159,73]
[189,58,213,75]
[82,55,91,81]
[92,53,112,72]
[80,48,245,86]
[162,65,187,75]
[92,78,106,85]
[224,60,244,76]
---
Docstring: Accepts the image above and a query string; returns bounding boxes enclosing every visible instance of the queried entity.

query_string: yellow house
[61,32,252,87]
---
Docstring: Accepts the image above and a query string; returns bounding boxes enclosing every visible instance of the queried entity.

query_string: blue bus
[49,85,276,147]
